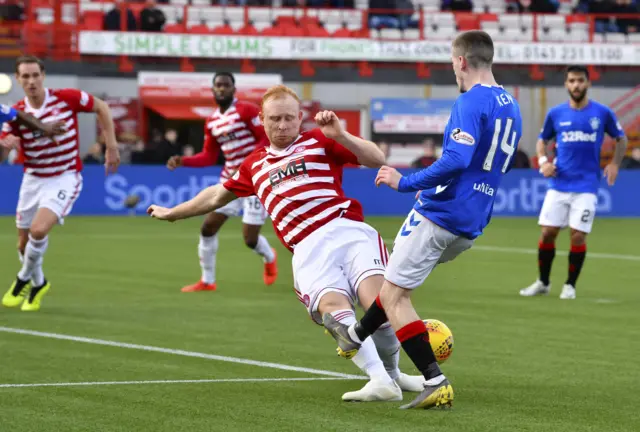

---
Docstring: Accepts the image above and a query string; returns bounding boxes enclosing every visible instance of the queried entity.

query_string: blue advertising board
[0,165,638,217]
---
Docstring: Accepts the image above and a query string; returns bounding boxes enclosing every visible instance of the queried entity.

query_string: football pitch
[0,216,638,432]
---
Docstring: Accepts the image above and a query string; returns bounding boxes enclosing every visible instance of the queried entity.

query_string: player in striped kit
[166,72,277,293]
[1,56,120,311]
[148,85,427,402]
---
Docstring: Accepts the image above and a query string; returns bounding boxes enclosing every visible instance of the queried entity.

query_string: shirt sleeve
[222,159,255,198]
[0,104,17,123]
[398,99,482,193]
[325,133,359,166]
[604,107,625,139]
[55,89,95,113]
[538,109,555,141]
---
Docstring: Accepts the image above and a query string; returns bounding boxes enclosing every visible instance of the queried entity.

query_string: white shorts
[385,210,474,290]
[215,195,268,225]
[16,171,83,229]
[538,189,597,234]
[292,218,388,325]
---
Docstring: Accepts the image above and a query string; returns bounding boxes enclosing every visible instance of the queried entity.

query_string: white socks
[329,309,393,384]
[199,233,275,284]
[17,235,48,286]
[253,235,275,263]
[371,322,401,381]
[198,235,219,284]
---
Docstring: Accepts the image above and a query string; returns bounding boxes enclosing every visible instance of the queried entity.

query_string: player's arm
[150,159,254,221]
[610,135,628,166]
[387,101,481,192]
[603,109,628,186]
[15,110,66,137]
[315,110,385,168]
[84,95,119,174]
[148,184,237,222]
[536,111,557,177]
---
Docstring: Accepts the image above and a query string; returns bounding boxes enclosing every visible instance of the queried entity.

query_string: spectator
[621,147,640,169]
[411,139,438,168]
[509,0,560,13]
[0,0,24,22]
[153,128,182,164]
[442,0,473,12]
[103,0,137,31]
[140,0,166,32]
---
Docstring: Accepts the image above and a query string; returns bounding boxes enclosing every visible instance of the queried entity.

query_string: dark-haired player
[520,65,627,300]
[166,72,278,293]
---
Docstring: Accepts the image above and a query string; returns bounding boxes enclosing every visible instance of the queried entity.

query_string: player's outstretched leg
[319,294,401,402]
[357,275,426,392]
[520,226,559,297]
[182,213,228,293]
[561,229,587,300]
[242,224,277,286]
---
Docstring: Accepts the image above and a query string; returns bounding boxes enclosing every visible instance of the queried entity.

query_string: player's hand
[315,110,344,140]
[42,120,67,138]
[147,205,176,222]
[375,165,402,190]
[166,155,183,171]
[0,134,20,149]
[603,163,619,186]
[539,162,556,178]
[104,146,120,175]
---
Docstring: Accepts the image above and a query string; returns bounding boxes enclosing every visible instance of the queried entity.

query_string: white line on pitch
[0,327,363,380]
[0,231,637,261]
[0,377,362,389]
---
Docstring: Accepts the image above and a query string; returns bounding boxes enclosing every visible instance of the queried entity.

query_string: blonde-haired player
[147,84,427,402]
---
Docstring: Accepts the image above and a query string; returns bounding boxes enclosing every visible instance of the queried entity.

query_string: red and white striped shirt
[182,100,267,180]
[223,128,364,252]
[1,88,94,177]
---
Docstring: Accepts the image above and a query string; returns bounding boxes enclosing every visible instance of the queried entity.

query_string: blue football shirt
[0,104,17,124]
[539,100,625,194]
[398,84,522,239]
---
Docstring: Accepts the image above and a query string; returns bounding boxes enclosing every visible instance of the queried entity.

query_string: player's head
[451,31,494,93]
[15,55,45,98]
[260,85,303,149]
[212,72,236,106]
[564,65,590,104]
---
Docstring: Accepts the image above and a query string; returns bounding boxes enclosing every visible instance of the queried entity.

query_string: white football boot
[342,379,403,402]
[559,284,576,300]
[395,372,427,392]
[519,280,550,297]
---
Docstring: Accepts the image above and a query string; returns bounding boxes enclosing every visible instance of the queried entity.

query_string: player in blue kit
[0,103,65,148]
[323,30,522,410]
[519,65,627,300]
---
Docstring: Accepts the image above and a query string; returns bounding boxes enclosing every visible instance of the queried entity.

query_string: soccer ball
[423,319,454,364]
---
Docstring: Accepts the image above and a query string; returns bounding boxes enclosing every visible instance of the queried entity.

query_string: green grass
[0,216,639,432]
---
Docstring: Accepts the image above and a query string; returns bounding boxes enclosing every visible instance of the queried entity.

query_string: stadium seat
[380,28,403,39]
[249,8,272,32]
[403,28,421,40]
[225,7,245,31]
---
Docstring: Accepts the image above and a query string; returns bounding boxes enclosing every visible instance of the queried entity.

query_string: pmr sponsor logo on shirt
[268,157,308,188]
[450,128,475,146]
[473,182,495,197]
[560,131,597,143]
